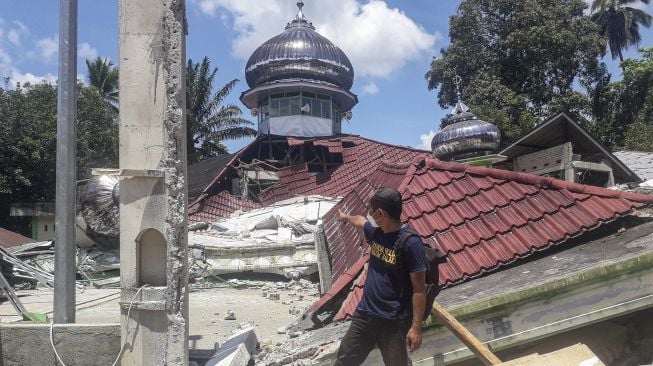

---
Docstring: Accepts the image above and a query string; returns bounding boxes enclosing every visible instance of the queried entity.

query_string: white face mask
[367,212,379,227]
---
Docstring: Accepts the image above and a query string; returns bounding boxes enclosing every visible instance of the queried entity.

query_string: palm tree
[591,0,652,71]
[186,57,256,163]
[85,57,119,110]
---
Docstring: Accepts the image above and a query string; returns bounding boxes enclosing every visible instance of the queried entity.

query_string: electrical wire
[49,320,67,366]
[112,284,148,366]
[48,284,148,366]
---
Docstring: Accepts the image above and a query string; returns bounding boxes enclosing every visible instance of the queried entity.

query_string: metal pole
[54,0,78,324]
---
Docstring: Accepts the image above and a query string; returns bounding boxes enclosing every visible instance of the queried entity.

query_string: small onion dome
[431,100,501,161]
[244,1,354,91]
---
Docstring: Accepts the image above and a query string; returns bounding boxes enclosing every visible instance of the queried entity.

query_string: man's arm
[407,271,426,352]
[337,209,367,239]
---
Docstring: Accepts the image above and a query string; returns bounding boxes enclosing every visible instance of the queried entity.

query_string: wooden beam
[431,301,502,365]
[571,161,613,173]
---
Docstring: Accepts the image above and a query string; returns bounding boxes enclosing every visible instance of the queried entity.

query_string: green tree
[86,57,119,110]
[0,82,118,235]
[590,0,652,70]
[624,121,653,150]
[591,48,653,148]
[426,0,606,147]
[186,57,256,163]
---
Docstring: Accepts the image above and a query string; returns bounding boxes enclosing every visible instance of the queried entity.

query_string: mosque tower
[240,1,358,137]
[431,86,501,162]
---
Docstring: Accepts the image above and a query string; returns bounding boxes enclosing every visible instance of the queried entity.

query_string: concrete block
[205,328,258,366]
[223,327,258,355]
[211,344,250,366]
[0,323,120,366]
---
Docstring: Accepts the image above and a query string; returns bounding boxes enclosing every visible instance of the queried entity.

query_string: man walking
[335,187,427,366]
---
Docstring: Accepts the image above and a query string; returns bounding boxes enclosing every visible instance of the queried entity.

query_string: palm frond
[185,57,255,159]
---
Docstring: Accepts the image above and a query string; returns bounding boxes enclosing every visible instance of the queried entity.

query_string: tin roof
[0,227,33,248]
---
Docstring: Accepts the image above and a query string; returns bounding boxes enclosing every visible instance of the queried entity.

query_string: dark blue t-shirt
[357,222,427,320]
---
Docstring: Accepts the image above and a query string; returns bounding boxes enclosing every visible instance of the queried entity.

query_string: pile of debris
[189,196,339,280]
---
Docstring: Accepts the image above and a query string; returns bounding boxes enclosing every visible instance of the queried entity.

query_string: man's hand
[406,323,422,352]
[337,209,349,223]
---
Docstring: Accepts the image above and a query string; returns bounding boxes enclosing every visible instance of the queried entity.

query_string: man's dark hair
[370,187,402,220]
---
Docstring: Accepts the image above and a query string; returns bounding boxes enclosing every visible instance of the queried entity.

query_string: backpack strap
[393,227,420,299]
[393,227,419,257]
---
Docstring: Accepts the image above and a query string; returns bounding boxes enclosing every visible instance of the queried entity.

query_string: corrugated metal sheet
[0,227,33,248]
[187,154,234,201]
[614,151,653,181]
[310,157,653,321]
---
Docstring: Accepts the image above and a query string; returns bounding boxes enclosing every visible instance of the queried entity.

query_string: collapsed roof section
[307,156,653,322]
[188,135,429,223]
[190,196,339,278]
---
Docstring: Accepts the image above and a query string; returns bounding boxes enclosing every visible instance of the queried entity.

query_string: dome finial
[453,74,462,101]
[286,0,314,29]
[297,1,305,18]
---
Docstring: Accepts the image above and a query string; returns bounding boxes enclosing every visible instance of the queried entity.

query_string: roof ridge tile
[415,157,653,204]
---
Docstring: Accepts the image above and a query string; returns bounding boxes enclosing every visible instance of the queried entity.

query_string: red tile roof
[188,135,429,222]
[306,156,653,321]
[0,227,33,248]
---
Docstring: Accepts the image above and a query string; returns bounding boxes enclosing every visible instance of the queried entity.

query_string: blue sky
[1,0,651,153]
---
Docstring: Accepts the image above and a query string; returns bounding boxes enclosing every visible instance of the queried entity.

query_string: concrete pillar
[118,0,188,365]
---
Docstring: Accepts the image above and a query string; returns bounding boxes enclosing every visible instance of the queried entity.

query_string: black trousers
[334,311,412,366]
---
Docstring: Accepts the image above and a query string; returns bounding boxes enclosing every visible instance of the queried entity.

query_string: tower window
[320,100,332,119]
[289,96,300,115]
[264,91,335,119]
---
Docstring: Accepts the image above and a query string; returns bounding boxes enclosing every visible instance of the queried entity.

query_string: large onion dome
[244,1,354,90]
[245,1,354,90]
[431,100,501,161]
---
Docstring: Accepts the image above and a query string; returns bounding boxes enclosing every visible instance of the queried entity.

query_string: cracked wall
[118,0,188,364]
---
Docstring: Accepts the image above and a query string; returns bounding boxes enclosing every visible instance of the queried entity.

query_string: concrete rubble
[252,322,349,366]
[0,196,339,297]
[189,196,339,279]
[205,327,259,366]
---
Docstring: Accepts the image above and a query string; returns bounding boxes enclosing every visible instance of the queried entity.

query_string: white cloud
[195,0,439,79]
[0,46,12,67]
[0,21,58,88]
[36,35,58,62]
[418,130,436,150]
[361,82,379,95]
[10,70,56,86]
[7,21,29,46]
[78,42,99,60]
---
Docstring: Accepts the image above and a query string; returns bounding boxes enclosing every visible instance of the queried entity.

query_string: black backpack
[392,227,447,321]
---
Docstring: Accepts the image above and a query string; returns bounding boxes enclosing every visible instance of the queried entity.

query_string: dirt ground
[0,281,318,350]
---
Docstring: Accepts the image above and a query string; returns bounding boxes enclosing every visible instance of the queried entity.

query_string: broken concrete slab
[206,327,258,366]
[206,344,250,366]
[498,343,605,366]
[224,327,258,355]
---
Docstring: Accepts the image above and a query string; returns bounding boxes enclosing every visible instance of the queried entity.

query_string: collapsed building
[183,3,653,365]
[5,2,651,365]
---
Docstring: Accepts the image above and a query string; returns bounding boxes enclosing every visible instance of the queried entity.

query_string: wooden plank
[431,301,502,365]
